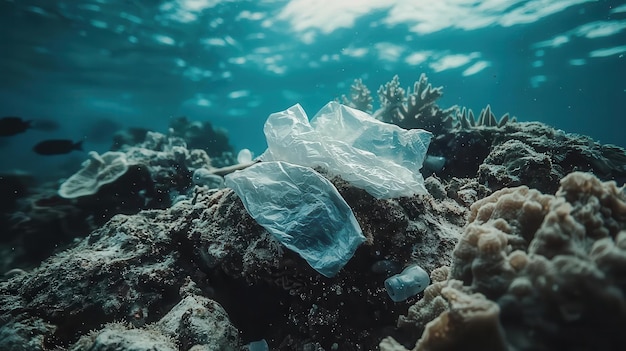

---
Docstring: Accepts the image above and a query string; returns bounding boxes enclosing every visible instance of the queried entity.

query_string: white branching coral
[341,74,516,135]
[374,74,457,134]
[341,78,373,113]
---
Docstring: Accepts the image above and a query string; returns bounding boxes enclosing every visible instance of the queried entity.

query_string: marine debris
[1,74,626,350]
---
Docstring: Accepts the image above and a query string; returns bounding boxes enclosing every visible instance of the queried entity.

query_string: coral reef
[343,74,626,193]
[112,118,236,169]
[0,171,467,350]
[0,181,92,274]
[2,75,626,351]
[0,131,217,273]
[382,172,626,351]
[168,116,235,167]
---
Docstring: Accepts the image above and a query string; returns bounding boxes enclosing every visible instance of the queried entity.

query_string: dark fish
[33,139,83,155]
[0,116,31,136]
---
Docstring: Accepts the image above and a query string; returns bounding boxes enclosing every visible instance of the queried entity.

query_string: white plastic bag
[261,101,432,199]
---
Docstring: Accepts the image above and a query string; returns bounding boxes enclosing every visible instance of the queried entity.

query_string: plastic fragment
[424,155,446,172]
[248,339,269,351]
[225,161,365,277]
[192,168,224,189]
[59,151,129,198]
[237,148,253,164]
[385,264,430,302]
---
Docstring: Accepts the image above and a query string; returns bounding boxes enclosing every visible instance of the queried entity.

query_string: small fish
[0,116,31,136]
[33,139,84,155]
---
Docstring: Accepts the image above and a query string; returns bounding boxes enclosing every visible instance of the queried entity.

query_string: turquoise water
[1,0,625,176]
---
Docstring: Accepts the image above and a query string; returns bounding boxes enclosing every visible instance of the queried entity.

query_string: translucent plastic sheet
[261,101,432,199]
[224,161,365,277]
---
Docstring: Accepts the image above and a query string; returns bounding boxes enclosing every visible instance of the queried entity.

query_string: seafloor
[1,75,625,351]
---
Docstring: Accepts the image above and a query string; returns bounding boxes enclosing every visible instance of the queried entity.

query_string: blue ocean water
[1,0,625,178]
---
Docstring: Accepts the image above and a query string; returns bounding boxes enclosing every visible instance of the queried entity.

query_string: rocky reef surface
[1,75,625,350]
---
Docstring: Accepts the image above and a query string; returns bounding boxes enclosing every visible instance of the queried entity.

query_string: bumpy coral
[168,116,235,167]
[382,279,508,351]
[477,139,560,191]
[530,171,626,258]
[385,172,626,350]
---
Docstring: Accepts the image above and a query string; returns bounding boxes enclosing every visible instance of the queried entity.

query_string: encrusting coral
[381,172,626,351]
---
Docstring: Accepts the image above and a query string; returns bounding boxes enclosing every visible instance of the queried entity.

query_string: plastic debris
[225,161,365,277]
[192,168,224,189]
[384,264,430,302]
[261,101,432,199]
[237,148,253,164]
[248,339,269,351]
[59,151,129,198]
[423,155,446,172]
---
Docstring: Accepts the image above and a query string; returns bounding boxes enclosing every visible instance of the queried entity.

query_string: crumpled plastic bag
[224,161,365,277]
[261,101,432,199]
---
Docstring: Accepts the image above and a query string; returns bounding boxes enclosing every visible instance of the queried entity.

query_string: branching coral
[341,74,517,136]
[341,78,373,113]
[456,105,516,129]
[373,74,457,134]
[341,74,626,193]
